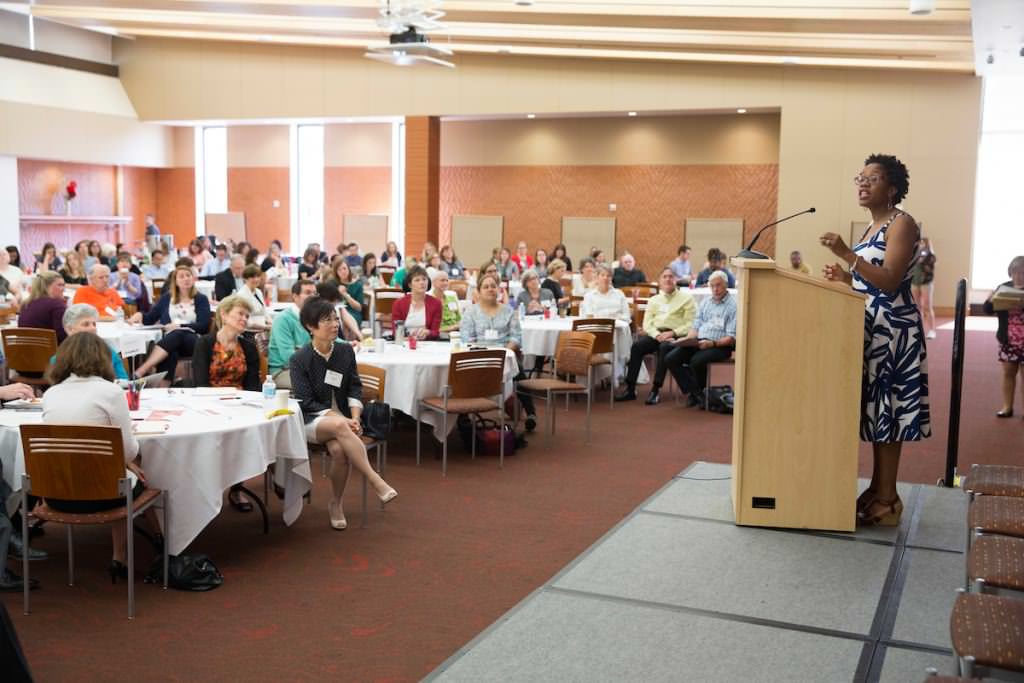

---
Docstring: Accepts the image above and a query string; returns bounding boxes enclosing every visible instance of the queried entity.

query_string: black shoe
[614,388,638,402]
[525,414,537,432]
[109,560,129,584]
[8,533,48,562]
[0,570,40,592]
[996,409,1014,418]
[645,391,661,406]
[686,393,701,408]
[228,490,253,513]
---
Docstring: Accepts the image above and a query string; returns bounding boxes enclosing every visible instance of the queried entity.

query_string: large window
[291,124,324,251]
[972,76,1024,290]
[194,125,227,236]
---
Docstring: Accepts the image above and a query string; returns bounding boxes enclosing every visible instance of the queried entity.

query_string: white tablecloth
[0,388,311,555]
[96,321,163,354]
[356,341,518,439]
[520,316,634,385]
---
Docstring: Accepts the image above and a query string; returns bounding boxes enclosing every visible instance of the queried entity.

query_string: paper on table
[193,387,238,397]
[149,409,183,421]
[133,421,169,435]
[129,409,153,420]
[120,332,149,357]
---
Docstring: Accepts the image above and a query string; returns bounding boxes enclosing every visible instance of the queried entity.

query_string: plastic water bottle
[114,307,125,326]
[262,374,276,409]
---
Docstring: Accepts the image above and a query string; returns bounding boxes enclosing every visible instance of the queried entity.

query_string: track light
[909,0,935,15]
[987,53,995,65]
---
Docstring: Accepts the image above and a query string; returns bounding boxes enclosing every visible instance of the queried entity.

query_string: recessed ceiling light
[257,34,274,42]
[627,111,637,117]
[782,56,799,65]
[515,0,534,5]
[526,114,536,119]
[737,108,747,114]
[497,47,512,55]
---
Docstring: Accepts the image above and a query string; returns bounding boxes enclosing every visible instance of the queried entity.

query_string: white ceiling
[971,0,1024,76]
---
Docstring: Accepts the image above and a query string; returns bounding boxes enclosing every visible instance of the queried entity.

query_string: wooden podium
[730,258,864,532]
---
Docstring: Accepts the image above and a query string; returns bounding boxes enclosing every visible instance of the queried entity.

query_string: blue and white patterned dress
[851,212,931,443]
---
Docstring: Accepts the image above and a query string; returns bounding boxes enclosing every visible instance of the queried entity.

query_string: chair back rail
[571,318,615,355]
[357,363,387,402]
[448,349,506,399]
[554,331,596,377]
[1,328,58,374]
[621,284,658,300]
[19,424,126,500]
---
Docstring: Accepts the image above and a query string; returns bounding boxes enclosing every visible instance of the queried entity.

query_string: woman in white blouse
[236,264,268,319]
[571,257,598,297]
[43,332,160,582]
[581,265,631,321]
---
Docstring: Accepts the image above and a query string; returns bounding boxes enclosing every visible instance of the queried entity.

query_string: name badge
[448,300,458,311]
[712,316,725,329]
[324,370,343,387]
[484,329,499,341]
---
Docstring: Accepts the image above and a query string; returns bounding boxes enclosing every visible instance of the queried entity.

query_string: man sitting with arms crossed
[694,248,736,288]
[616,267,697,405]
[268,279,318,389]
[612,252,648,288]
[72,264,125,317]
[142,249,170,281]
[214,254,246,300]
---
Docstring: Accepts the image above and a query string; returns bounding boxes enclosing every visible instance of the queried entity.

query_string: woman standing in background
[985,255,1024,418]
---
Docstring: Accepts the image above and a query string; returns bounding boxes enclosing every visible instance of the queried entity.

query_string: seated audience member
[328,259,364,325]
[60,250,88,285]
[581,265,631,321]
[534,249,550,279]
[391,266,441,340]
[461,271,538,431]
[663,270,737,405]
[431,270,461,335]
[192,295,260,513]
[36,242,62,272]
[551,243,573,272]
[695,248,736,288]
[119,251,143,276]
[541,259,570,312]
[425,253,444,281]
[142,249,171,281]
[571,257,598,296]
[439,245,465,279]
[187,239,211,269]
[200,243,232,278]
[84,240,106,271]
[244,247,261,267]
[261,240,286,276]
[109,253,143,304]
[471,261,510,305]
[612,253,647,288]
[497,247,520,281]
[291,297,398,530]
[62,304,129,379]
[380,240,402,268]
[298,247,321,280]
[790,250,812,275]
[515,269,555,315]
[592,248,607,266]
[43,332,160,580]
[0,247,25,299]
[132,265,212,379]
[985,255,1024,417]
[391,256,419,293]
[511,241,533,272]
[421,241,438,262]
[73,264,125,317]
[362,253,383,289]
[236,264,268,319]
[18,272,67,343]
[616,268,697,405]
[214,254,246,301]
[670,244,693,284]
[5,245,25,271]
[314,282,363,341]
[234,240,252,257]
[344,243,363,270]
[268,280,317,388]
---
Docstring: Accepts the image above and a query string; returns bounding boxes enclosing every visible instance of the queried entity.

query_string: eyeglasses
[853,174,883,187]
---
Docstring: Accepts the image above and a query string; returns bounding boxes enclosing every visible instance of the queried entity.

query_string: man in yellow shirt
[790,250,812,275]
[72,264,125,317]
[616,266,697,405]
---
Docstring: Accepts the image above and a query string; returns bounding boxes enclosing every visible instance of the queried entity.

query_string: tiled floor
[427,462,963,682]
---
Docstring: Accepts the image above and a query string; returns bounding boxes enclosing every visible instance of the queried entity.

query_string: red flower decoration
[65,180,77,201]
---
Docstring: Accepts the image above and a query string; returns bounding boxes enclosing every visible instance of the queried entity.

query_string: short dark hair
[175,257,194,268]
[300,296,337,332]
[215,243,228,253]
[405,265,429,286]
[48,332,114,385]
[151,249,165,257]
[707,248,725,262]
[678,244,691,255]
[292,278,316,296]
[242,264,262,279]
[864,153,910,205]
[315,281,341,303]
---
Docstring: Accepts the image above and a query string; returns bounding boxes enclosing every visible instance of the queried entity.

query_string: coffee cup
[375,338,386,354]
[275,389,290,411]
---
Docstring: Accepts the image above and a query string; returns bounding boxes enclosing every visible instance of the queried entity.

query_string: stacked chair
[944,463,1024,679]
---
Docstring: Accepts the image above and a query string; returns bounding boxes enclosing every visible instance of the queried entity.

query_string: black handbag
[360,400,392,441]
[145,553,224,591]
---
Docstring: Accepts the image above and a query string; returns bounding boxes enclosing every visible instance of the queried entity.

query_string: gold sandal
[857,497,903,527]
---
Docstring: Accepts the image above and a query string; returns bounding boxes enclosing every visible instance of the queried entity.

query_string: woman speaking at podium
[819,154,931,527]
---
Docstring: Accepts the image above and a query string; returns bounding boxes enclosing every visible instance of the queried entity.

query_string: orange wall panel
[227,167,290,252]
[324,166,391,255]
[121,166,157,247]
[405,116,440,259]
[155,167,196,250]
[439,164,778,274]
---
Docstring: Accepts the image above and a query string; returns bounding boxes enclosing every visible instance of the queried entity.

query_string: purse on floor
[360,400,392,441]
[145,553,224,591]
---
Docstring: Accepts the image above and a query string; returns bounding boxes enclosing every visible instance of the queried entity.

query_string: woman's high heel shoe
[856,488,877,514]
[857,497,903,527]
[996,409,1014,418]
[377,487,398,505]
[109,560,129,584]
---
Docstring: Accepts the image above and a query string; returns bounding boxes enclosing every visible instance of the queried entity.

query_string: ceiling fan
[365,0,454,68]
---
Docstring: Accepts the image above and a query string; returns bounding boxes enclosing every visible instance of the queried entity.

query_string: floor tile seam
[902,543,963,556]
[420,461,703,681]
[881,639,954,656]
[546,586,874,645]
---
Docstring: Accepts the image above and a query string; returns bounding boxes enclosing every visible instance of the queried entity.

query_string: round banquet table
[520,316,635,385]
[356,341,518,439]
[0,388,311,555]
[96,321,163,354]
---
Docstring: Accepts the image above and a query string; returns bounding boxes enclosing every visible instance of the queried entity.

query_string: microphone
[736,207,816,260]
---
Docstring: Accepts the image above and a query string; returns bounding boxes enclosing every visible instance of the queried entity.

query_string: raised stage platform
[426,461,965,682]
